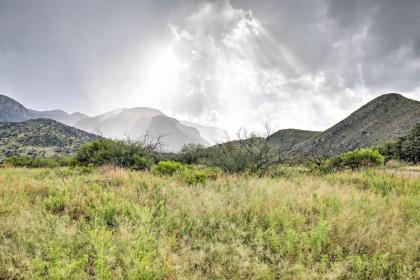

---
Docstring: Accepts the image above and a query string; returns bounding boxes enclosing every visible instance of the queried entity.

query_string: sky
[0,0,419,135]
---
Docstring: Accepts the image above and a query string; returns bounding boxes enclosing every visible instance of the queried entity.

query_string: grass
[0,166,419,279]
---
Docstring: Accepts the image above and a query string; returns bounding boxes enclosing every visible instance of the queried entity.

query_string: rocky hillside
[267,129,321,152]
[0,119,100,159]
[293,93,420,155]
[0,94,88,125]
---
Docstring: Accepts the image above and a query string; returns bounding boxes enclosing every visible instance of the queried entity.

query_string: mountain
[75,108,210,151]
[293,93,420,156]
[181,121,229,145]
[0,94,219,151]
[267,129,321,152]
[0,119,100,159]
[0,94,88,125]
[0,95,31,122]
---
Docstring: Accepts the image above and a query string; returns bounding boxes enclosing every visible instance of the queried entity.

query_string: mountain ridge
[0,119,100,159]
[284,93,420,156]
[0,94,88,125]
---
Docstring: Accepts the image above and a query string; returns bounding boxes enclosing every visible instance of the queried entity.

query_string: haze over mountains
[75,107,211,151]
[0,93,419,157]
[0,94,226,151]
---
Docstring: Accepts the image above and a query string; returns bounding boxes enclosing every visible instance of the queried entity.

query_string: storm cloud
[0,0,419,134]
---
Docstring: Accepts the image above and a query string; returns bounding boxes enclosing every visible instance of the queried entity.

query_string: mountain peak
[295,92,420,155]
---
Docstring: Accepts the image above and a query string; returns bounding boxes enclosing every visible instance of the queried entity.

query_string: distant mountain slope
[0,95,30,122]
[0,94,88,125]
[181,121,229,145]
[295,93,420,155]
[267,129,321,152]
[149,116,210,151]
[0,119,100,159]
[75,108,209,151]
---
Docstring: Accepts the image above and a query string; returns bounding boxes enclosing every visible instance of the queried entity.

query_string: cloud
[0,0,419,135]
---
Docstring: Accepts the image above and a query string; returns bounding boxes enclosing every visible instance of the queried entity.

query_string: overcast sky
[1,0,419,134]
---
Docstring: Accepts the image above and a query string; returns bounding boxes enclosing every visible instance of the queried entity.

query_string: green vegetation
[0,166,418,279]
[0,127,419,279]
[378,123,420,164]
[74,139,159,170]
[332,148,385,170]
[0,119,100,159]
[3,155,72,168]
[151,161,183,175]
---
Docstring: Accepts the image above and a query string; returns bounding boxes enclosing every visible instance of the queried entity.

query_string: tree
[398,123,420,164]
[207,125,284,174]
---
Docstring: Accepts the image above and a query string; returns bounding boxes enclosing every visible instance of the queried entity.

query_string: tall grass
[0,167,418,279]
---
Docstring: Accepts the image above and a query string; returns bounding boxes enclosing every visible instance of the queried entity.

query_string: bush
[376,142,399,163]
[376,123,420,164]
[152,161,183,176]
[206,130,282,175]
[74,139,158,170]
[181,169,207,185]
[332,148,384,170]
[398,123,420,164]
[2,155,71,168]
[176,144,208,165]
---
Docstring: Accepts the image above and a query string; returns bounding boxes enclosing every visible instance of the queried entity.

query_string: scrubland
[0,166,419,279]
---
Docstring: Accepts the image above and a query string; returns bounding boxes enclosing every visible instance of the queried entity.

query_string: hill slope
[295,93,420,155]
[0,119,100,159]
[0,94,88,125]
[267,129,321,152]
[75,108,209,151]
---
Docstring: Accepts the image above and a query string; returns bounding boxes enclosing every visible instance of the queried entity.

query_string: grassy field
[0,166,419,279]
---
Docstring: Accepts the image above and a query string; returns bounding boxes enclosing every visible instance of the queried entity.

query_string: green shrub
[152,161,183,176]
[376,123,419,164]
[74,139,157,170]
[3,155,71,168]
[332,148,384,171]
[398,123,420,164]
[177,144,208,165]
[180,169,207,185]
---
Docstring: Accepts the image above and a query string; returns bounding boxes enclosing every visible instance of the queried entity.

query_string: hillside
[0,119,100,159]
[267,129,321,152]
[295,93,420,155]
[0,94,88,125]
[75,107,209,151]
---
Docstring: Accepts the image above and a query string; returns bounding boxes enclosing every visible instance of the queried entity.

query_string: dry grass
[0,166,419,279]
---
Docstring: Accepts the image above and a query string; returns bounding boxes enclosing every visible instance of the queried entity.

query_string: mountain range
[0,94,227,151]
[0,95,88,126]
[0,93,419,158]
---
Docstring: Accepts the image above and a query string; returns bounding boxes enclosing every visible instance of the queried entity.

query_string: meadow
[0,165,419,279]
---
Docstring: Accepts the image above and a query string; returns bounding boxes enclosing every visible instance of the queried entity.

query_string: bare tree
[208,124,284,175]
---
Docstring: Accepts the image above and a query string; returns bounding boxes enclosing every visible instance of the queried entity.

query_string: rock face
[291,93,420,156]
[0,119,100,159]
[0,94,88,125]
